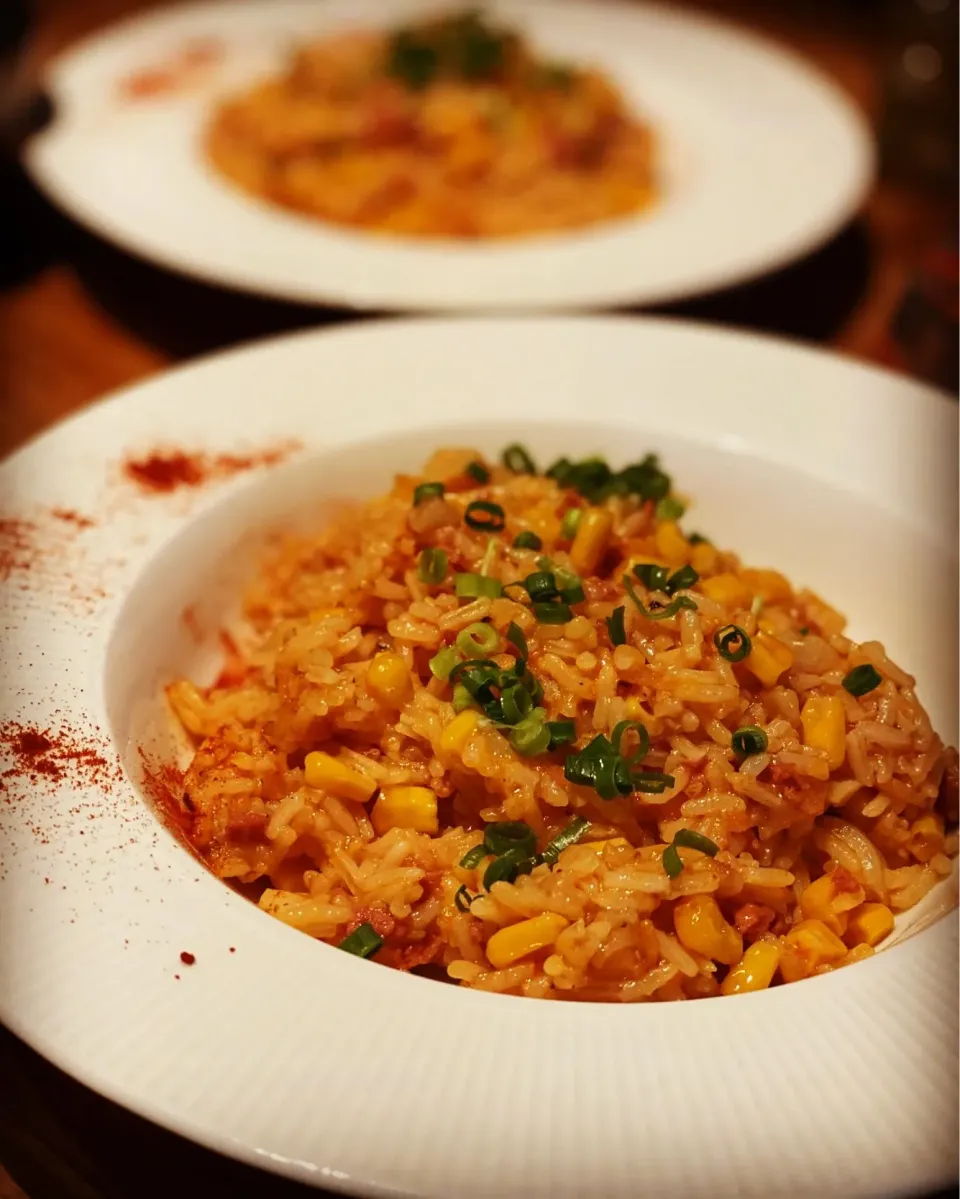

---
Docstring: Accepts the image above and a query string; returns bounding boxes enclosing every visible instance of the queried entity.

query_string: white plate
[23,0,873,312]
[0,317,956,1199]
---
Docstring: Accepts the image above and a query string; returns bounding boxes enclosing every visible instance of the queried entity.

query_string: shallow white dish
[0,317,956,1199]
[23,0,873,312]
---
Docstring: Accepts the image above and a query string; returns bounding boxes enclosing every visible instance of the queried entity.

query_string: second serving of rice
[168,445,958,1002]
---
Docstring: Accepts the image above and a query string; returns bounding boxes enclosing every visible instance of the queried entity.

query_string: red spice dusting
[174,974,181,980]
[0,518,39,581]
[179,951,196,966]
[229,947,236,953]
[118,39,224,100]
[138,751,195,843]
[122,441,300,494]
[51,509,95,530]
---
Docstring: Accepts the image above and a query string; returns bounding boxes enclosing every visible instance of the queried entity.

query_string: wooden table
[0,2,956,1197]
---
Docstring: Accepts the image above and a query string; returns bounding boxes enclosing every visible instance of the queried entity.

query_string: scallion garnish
[631,770,676,794]
[842,664,882,697]
[465,461,490,484]
[417,546,448,585]
[512,530,542,550]
[610,719,651,764]
[656,496,686,521]
[523,570,559,602]
[561,508,582,539]
[688,532,710,546]
[633,563,670,590]
[502,444,537,474]
[731,725,768,759]
[459,843,488,870]
[509,711,551,756]
[553,567,585,604]
[483,848,536,890]
[623,574,697,620]
[713,624,752,662]
[533,601,573,624]
[454,885,477,912]
[663,828,720,879]
[429,646,462,681]
[338,923,383,958]
[546,719,577,749]
[506,621,528,661]
[665,564,699,594]
[452,683,474,713]
[605,605,627,646]
[454,572,503,599]
[540,816,591,865]
[413,481,444,506]
[500,683,534,725]
[456,621,499,657]
[464,500,506,531]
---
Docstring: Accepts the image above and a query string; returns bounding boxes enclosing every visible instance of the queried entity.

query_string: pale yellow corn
[690,542,719,575]
[799,870,865,934]
[721,941,780,995]
[800,695,846,770]
[746,631,794,687]
[700,572,752,608]
[371,786,438,836]
[844,902,895,948]
[673,895,743,965]
[569,507,614,576]
[304,751,377,803]
[654,520,690,565]
[624,697,664,735]
[779,918,848,982]
[366,652,412,707]
[741,568,792,603]
[440,709,480,755]
[486,912,569,969]
[909,813,945,862]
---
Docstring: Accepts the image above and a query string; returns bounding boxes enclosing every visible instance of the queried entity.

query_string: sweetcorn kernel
[779,918,848,982]
[371,786,438,836]
[304,752,377,803]
[721,941,780,995]
[367,652,412,707]
[799,869,865,934]
[569,508,614,576]
[690,542,719,576]
[486,913,569,969]
[746,631,794,687]
[700,573,752,608]
[673,896,742,965]
[741,568,792,603]
[844,902,895,948]
[624,697,663,736]
[801,695,846,770]
[440,709,480,755]
[654,520,690,566]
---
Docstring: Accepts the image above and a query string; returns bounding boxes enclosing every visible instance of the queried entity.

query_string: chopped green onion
[524,570,560,602]
[665,564,699,594]
[479,536,497,576]
[452,683,474,713]
[554,567,585,604]
[688,532,710,546]
[454,572,503,599]
[799,626,810,636]
[459,843,488,870]
[606,605,627,646]
[465,460,490,484]
[546,457,574,485]
[656,496,686,521]
[429,646,462,681]
[456,621,499,657]
[843,664,882,697]
[532,601,573,624]
[610,719,650,764]
[546,720,577,750]
[509,713,552,756]
[731,725,768,759]
[500,683,533,725]
[338,923,383,958]
[483,848,535,890]
[714,624,752,663]
[623,575,697,620]
[464,501,506,531]
[454,885,476,912]
[631,770,675,794]
[484,821,536,858]
[512,530,542,550]
[417,547,448,585]
[561,508,582,539]
[505,621,528,661]
[540,816,591,865]
[502,444,537,474]
[413,481,444,506]
[564,734,633,800]
[663,828,720,878]
[633,563,670,591]
[449,658,500,698]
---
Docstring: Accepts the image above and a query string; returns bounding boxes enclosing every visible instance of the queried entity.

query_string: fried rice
[167,445,958,1002]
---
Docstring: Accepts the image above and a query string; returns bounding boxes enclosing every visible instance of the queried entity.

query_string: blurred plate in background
[23,0,873,311]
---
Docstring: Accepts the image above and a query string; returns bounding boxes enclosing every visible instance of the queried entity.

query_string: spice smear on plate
[165,445,958,1001]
